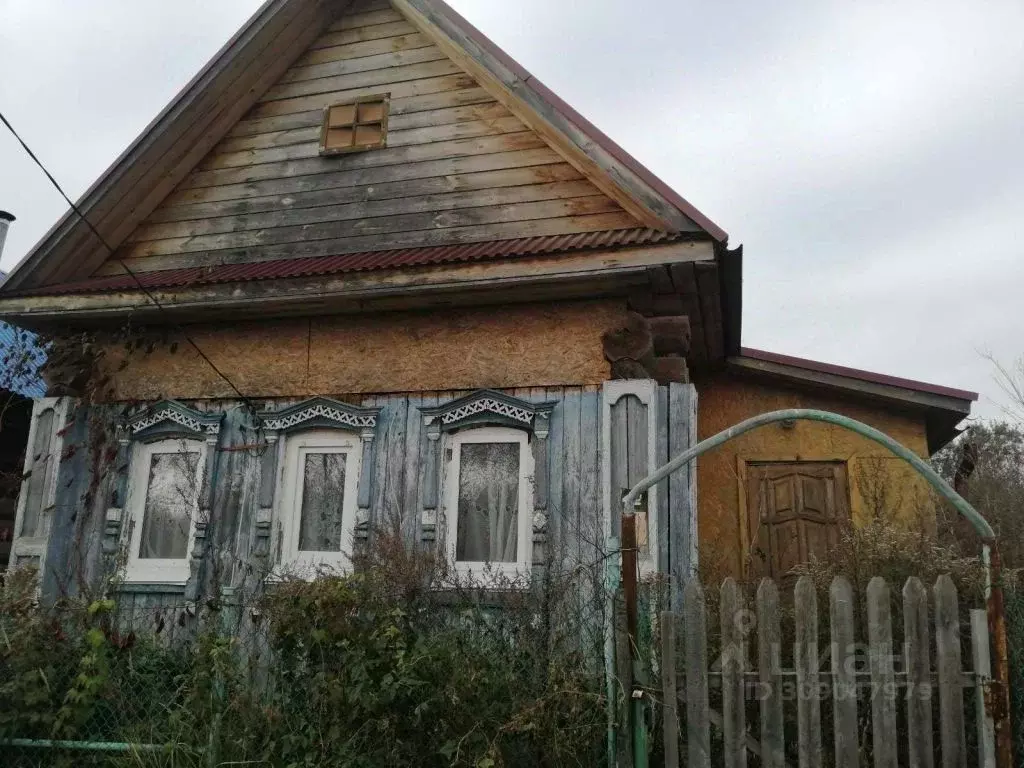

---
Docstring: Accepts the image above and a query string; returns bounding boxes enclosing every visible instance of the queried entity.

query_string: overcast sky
[1,0,1021,420]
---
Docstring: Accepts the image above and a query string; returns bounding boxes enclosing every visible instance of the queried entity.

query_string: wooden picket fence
[658,575,996,768]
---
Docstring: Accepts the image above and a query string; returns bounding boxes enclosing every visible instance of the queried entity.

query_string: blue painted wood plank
[609,396,628,542]
[559,390,582,572]
[544,387,565,567]
[43,402,93,602]
[401,393,424,547]
[578,388,601,612]
[668,384,697,611]
[380,396,408,536]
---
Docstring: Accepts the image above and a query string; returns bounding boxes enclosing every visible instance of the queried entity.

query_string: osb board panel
[96,0,636,276]
[100,299,626,401]
[103,320,313,401]
[693,372,933,581]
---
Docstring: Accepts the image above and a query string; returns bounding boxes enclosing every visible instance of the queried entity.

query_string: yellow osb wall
[100,299,628,401]
[693,372,934,580]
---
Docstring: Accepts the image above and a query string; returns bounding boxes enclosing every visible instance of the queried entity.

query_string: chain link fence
[6,549,1023,766]
[1,548,619,768]
[2,599,215,767]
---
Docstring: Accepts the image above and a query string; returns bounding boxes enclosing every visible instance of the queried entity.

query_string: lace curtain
[456,442,519,563]
[298,452,348,552]
[138,451,199,559]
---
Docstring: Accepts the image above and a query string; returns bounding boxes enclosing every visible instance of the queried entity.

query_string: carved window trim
[109,401,225,590]
[440,425,535,583]
[418,391,555,577]
[420,390,550,433]
[121,438,209,585]
[259,398,380,434]
[255,398,382,577]
[122,400,224,443]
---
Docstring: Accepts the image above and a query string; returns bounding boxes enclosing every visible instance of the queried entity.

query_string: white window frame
[123,438,208,585]
[277,429,362,576]
[441,426,534,583]
[9,397,69,573]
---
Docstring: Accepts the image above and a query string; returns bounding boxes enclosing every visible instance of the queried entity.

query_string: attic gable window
[319,94,389,156]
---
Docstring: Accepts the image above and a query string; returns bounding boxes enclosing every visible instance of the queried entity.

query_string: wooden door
[746,462,850,579]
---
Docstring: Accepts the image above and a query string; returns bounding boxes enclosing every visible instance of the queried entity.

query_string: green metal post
[622,511,648,768]
[0,738,165,752]
[605,535,621,768]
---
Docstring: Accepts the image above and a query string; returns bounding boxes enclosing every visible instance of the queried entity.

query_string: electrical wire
[0,109,257,409]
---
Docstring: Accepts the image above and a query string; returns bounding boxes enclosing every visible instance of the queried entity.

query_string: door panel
[769,517,804,579]
[803,519,837,568]
[746,462,849,579]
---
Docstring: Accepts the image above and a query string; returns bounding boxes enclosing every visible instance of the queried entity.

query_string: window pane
[138,451,199,560]
[298,453,347,552]
[354,123,382,146]
[326,127,354,150]
[21,408,54,538]
[328,104,356,127]
[456,442,519,563]
[358,101,385,122]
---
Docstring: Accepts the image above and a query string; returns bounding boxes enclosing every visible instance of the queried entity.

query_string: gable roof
[1,0,726,294]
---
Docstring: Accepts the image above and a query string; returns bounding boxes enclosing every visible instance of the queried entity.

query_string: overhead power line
[0,109,256,407]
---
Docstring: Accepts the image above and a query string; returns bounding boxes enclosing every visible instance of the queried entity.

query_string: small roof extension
[729,347,977,453]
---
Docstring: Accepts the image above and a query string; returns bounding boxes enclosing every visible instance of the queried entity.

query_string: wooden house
[0,0,974,610]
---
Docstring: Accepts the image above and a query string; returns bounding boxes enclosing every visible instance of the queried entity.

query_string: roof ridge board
[738,347,979,403]
[400,0,728,242]
[4,0,344,291]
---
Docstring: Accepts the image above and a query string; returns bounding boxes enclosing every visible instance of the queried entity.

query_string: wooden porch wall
[97,0,637,278]
[36,384,696,633]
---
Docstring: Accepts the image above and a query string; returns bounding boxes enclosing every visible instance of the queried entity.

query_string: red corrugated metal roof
[740,347,979,402]
[18,228,682,297]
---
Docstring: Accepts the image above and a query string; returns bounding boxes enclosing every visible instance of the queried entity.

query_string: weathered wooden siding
[31,384,697,624]
[95,0,638,278]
